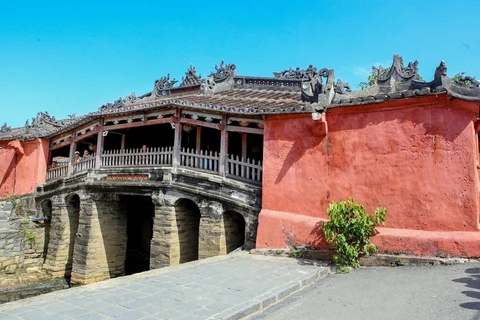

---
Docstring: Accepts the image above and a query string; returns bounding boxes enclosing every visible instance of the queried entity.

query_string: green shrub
[323,198,387,272]
[21,216,35,247]
[7,195,23,215]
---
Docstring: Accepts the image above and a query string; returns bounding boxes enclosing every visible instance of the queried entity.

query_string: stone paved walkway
[0,252,328,320]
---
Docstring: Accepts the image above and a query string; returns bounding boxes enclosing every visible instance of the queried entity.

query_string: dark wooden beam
[73,128,100,143]
[226,125,263,135]
[50,139,72,151]
[103,117,174,131]
[180,118,220,130]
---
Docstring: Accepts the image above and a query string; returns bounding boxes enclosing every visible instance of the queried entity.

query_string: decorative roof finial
[273,65,317,80]
[180,65,202,87]
[209,60,236,82]
[0,123,11,133]
[153,74,178,97]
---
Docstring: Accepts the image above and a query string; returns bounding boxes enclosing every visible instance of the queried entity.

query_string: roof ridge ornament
[99,92,137,111]
[154,74,178,97]
[30,111,65,129]
[201,60,236,94]
[210,60,236,82]
[0,123,11,133]
[373,54,419,83]
[179,65,202,87]
[334,79,352,95]
[273,65,317,80]
[300,67,335,114]
[411,60,480,99]
[371,54,421,92]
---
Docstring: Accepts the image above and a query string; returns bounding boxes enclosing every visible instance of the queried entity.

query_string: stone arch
[120,194,155,275]
[64,193,80,277]
[173,198,201,264]
[221,205,258,251]
[222,211,246,254]
[39,199,53,262]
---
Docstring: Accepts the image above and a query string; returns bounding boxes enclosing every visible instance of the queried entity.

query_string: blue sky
[1,1,479,128]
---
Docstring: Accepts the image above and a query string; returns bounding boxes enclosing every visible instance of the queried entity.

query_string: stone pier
[70,193,127,285]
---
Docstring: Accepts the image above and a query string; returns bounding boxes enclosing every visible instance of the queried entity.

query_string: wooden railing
[73,154,97,173]
[227,155,262,182]
[179,148,219,172]
[45,147,262,184]
[101,147,173,167]
[46,165,68,181]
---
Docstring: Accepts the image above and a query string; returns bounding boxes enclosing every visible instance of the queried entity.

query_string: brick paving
[0,252,328,320]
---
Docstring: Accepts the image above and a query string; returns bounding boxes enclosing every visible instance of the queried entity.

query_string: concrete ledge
[359,254,472,267]
[250,248,475,268]
[250,248,334,261]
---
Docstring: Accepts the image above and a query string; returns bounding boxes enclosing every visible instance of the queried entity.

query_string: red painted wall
[257,94,480,256]
[0,139,49,199]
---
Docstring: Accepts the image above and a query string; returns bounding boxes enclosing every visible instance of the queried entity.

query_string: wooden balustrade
[46,147,262,184]
[73,154,97,173]
[179,148,219,172]
[46,164,68,181]
[101,147,173,167]
[227,155,262,182]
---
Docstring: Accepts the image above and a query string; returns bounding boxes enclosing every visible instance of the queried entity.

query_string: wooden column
[196,127,202,152]
[173,108,182,172]
[47,146,53,168]
[95,119,104,169]
[120,134,126,150]
[219,115,227,177]
[67,132,76,176]
[241,133,247,161]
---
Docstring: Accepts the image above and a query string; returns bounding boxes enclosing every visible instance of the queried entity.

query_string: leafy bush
[21,216,35,247]
[7,195,23,215]
[323,198,387,273]
[451,72,474,86]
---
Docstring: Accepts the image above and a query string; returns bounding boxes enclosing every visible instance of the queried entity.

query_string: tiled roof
[182,88,303,110]
[2,55,480,141]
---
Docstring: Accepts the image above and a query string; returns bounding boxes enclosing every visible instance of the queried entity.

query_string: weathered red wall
[0,139,49,199]
[257,94,480,257]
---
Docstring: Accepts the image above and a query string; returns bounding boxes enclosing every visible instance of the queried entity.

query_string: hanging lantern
[183,124,194,133]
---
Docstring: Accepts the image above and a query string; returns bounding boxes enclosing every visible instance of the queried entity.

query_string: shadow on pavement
[453,267,480,311]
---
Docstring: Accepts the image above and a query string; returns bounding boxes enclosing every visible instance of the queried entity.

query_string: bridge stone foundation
[43,194,78,278]
[39,177,259,284]
[70,193,127,285]
[150,190,253,268]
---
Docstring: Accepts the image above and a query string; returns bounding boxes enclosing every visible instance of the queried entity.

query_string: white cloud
[353,67,371,77]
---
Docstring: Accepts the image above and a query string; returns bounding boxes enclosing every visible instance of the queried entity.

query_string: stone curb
[250,248,477,267]
[208,266,330,320]
[359,254,474,267]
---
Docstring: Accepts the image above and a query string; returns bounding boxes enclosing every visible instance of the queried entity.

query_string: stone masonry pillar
[198,200,224,260]
[70,192,127,285]
[43,194,75,278]
[150,191,177,269]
